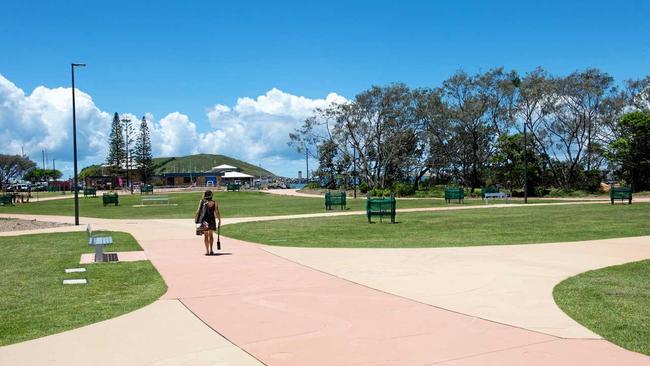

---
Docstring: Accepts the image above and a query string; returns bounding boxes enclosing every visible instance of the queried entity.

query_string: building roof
[211,164,238,170]
[223,171,254,179]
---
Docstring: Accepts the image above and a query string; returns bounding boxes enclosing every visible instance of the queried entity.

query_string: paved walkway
[0,300,263,366]
[1,204,649,364]
[263,236,650,338]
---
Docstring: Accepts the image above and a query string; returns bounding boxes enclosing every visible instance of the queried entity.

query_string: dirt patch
[0,218,71,232]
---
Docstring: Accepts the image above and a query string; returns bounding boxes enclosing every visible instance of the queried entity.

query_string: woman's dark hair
[203,190,213,200]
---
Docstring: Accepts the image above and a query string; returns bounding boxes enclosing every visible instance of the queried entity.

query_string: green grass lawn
[0,191,583,219]
[0,231,166,346]
[222,203,650,248]
[554,260,650,355]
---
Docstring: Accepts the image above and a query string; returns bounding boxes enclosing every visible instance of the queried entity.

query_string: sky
[1,0,649,178]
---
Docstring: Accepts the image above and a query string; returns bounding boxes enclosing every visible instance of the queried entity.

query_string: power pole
[42,150,45,169]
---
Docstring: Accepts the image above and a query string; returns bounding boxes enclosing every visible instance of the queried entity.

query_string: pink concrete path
[118,219,648,365]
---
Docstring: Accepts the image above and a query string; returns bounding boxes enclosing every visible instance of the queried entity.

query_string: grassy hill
[153,154,275,177]
[80,154,276,179]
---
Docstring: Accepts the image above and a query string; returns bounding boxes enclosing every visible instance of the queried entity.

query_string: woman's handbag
[195,200,208,235]
[195,221,209,236]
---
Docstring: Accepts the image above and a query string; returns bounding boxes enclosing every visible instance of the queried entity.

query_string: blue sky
[1,0,649,178]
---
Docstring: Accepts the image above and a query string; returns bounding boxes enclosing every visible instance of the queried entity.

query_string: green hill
[152,154,275,177]
[80,154,276,179]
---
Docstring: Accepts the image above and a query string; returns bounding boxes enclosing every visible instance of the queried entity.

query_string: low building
[161,164,255,187]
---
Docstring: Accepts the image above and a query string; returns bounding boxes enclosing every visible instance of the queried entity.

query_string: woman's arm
[215,202,221,225]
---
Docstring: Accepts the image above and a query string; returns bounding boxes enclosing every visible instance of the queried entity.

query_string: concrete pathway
[0,300,263,366]
[263,236,650,338]
[1,205,649,364]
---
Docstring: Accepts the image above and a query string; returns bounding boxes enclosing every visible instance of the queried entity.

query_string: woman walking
[195,190,221,255]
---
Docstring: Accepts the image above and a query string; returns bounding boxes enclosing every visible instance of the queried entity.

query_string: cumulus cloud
[0,74,345,177]
[0,74,110,166]
[203,88,346,164]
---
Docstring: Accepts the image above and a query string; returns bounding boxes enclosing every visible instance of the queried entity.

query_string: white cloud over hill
[0,74,345,177]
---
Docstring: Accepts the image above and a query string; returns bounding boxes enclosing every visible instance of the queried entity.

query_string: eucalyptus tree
[440,69,515,189]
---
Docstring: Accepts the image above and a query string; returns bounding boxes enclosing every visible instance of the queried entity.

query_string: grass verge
[0,191,587,219]
[222,203,650,248]
[0,231,166,346]
[554,260,650,355]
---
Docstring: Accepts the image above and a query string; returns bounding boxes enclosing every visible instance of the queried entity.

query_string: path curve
[0,207,649,365]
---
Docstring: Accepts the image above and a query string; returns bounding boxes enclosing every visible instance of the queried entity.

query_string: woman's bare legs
[208,231,214,254]
[203,231,212,254]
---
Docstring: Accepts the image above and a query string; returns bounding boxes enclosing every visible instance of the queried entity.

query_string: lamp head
[72,63,86,67]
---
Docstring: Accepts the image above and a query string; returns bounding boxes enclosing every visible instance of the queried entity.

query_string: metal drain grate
[102,253,119,262]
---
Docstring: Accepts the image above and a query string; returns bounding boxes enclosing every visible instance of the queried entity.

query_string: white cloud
[203,88,346,165]
[0,74,110,167]
[0,74,345,177]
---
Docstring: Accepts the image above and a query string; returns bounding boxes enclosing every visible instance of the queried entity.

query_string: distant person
[195,190,221,255]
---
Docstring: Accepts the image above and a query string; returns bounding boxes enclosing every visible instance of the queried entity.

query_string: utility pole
[53,159,56,171]
[305,148,309,183]
[42,150,45,169]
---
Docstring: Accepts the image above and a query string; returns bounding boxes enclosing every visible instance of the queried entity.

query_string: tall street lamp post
[511,76,527,204]
[71,63,86,225]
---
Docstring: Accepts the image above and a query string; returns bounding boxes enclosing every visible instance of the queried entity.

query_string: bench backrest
[611,187,632,198]
[482,186,499,197]
[325,192,346,202]
[366,197,396,211]
[445,188,465,199]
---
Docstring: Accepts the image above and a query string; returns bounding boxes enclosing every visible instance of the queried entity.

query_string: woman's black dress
[202,201,217,230]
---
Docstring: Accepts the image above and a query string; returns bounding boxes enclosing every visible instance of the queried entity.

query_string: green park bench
[140,184,154,195]
[325,191,346,210]
[227,183,241,192]
[87,224,113,262]
[83,187,97,197]
[610,187,632,205]
[102,192,119,206]
[366,195,396,224]
[445,187,465,204]
[0,194,14,206]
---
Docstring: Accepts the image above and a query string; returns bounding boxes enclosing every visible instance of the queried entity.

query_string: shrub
[393,182,414,197]
[305,182,320,189]
[369,188,392,197]
[359,182,369,194]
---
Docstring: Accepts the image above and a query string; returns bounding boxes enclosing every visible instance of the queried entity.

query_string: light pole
[353,147,357,199]
[511,76,527,204]
[523,118,528,204]
[71,63,85,225]
[305,147,309,183]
